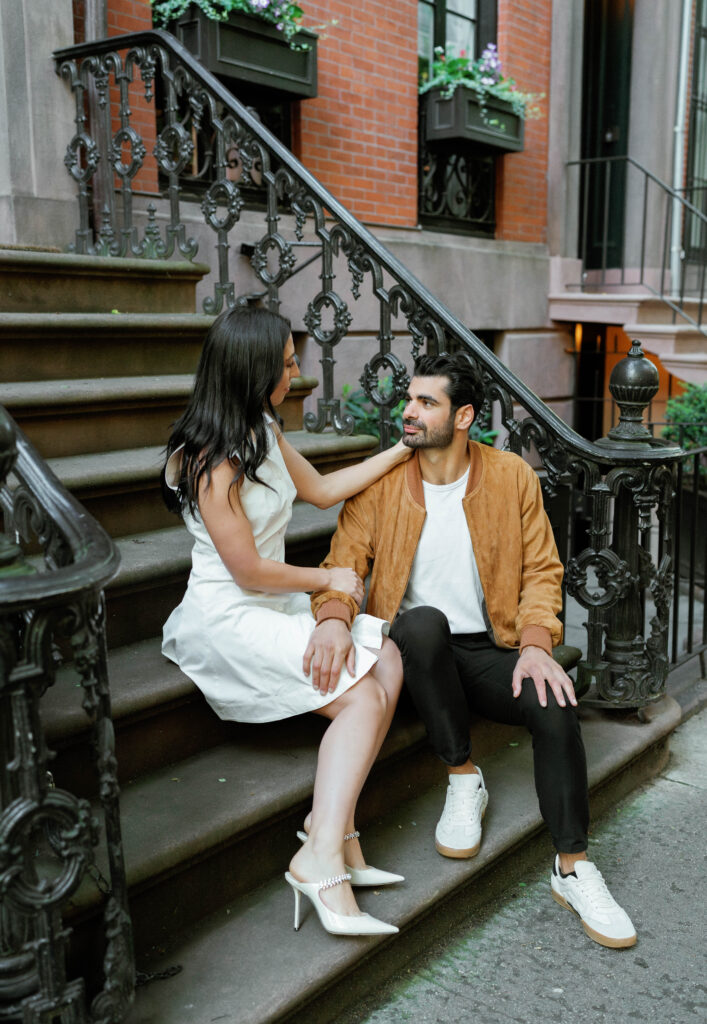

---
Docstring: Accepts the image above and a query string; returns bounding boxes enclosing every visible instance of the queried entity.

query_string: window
[417,2,498,237]
[418,1,496,83]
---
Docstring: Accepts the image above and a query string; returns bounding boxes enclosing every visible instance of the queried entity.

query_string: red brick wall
[106,0,153,35]
[92,0,551,239]
[295,1,420,227]
[496,0,551,243]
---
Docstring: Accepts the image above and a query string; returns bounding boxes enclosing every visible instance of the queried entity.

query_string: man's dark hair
[413,352,485,416]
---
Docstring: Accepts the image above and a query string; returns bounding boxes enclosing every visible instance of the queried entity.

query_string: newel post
[582,341,679,707]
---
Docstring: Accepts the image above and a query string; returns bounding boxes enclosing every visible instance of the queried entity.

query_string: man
[305,352,636,949]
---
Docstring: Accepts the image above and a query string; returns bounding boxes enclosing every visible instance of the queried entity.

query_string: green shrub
[663,383,707,450]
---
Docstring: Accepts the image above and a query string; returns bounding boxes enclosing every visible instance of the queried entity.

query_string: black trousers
[389,606,589,853]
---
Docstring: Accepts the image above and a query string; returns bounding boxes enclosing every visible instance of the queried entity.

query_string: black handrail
[0,427,120,609]
[0,407,132,1022]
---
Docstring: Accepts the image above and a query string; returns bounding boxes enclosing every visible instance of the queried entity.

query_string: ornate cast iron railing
[567,155,707,334]
[0,408,132,1023]
[53,31,686,708]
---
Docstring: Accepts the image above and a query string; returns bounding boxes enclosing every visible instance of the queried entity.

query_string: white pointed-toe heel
[295,829,404,887]
[284,871,398,935]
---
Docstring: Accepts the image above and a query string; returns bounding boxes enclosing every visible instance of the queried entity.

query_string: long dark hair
[164,306,291,515]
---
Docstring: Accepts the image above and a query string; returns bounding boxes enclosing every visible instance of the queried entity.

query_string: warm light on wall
[574,323,583,351]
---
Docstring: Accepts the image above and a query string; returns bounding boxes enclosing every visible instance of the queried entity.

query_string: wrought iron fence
[567,155,707,334]
[0,408,132,1023]
[51,29,688,709]
[671,444,706,669]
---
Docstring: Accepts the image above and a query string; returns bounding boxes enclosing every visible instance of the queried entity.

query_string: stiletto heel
[296,828,404,887]
[284,872,398,936]
[292,883,302,930]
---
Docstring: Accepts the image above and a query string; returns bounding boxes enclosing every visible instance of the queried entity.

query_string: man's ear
[455,403,475,431]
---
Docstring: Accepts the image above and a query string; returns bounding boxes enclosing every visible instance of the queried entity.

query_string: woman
[162,306,407,936]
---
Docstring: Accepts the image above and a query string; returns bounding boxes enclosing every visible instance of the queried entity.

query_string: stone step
[622,322,707,358]
[0,375,320,457]
[43,634,582,801]
[43,637,228,796]
[0,249,210,314]
[103,696,679,1023]
[654,350,707,386]
[548,290,706,331]
[47,431,377,538]
[0,313,214,381]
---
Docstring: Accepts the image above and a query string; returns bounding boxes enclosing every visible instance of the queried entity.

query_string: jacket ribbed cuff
[519,625,553,656]
[315,599,353,628]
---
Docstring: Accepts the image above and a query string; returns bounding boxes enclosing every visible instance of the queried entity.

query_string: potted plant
[151,0,318,99]
[419,43,541,153]
[662,382,707,585]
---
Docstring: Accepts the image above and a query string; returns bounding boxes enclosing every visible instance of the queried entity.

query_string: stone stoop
[121,697,681,1024]
[0,249,390,1010]
[547,291,707,384]
[5,252,686,1023]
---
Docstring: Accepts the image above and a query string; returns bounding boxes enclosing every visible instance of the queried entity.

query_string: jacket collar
[405,440,483,508]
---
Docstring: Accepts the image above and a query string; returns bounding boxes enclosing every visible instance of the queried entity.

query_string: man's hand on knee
[303,619,355,695]
[512,645,577,709]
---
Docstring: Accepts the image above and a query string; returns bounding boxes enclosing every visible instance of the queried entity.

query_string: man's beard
[402,414,455,449]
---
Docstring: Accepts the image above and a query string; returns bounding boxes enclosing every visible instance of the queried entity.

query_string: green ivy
[150,1,306,46]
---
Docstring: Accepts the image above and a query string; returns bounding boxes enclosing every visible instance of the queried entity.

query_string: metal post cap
[598,340,660,448]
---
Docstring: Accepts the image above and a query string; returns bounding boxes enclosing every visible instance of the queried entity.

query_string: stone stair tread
[0,312,214,332]
[125,696,681,1024]
[0,374,319,409]
[0,375,195,408]
[0,248,210,277]
[47,432,376,491]
[622,321,704,334]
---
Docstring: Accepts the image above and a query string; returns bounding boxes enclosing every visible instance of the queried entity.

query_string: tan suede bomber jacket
[310,441,564,655]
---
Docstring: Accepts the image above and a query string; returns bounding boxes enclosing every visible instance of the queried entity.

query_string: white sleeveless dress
[161,425,386,723]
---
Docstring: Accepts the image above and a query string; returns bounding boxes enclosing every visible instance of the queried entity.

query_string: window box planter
[167,7,318,99]
[423,86,524,153]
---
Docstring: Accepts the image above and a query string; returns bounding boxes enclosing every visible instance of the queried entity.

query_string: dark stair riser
[6,377,318,458]
[69,460,362,539]
[9,402,188,458]
[0,253,209,314]
[0,322,209,381]
[103,529,337,648]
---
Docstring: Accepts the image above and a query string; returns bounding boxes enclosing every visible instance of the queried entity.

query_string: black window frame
[417,1,499,238]
[419,0,498,78]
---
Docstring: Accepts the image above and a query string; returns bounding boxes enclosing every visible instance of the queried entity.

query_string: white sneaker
[551,855,637,948]
[435,769,488,858]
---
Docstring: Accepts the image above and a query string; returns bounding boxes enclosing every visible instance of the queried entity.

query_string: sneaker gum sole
[435,839,481,858]
[434,800,486,859]
[551,889,638,949]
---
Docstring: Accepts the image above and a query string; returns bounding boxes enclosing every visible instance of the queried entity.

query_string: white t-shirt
[399,469,486,634]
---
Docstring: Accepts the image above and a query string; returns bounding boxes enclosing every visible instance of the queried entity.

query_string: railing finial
[599,339,660,448]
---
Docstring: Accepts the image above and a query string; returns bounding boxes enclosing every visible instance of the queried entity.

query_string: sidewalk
[345,706,707,1024]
